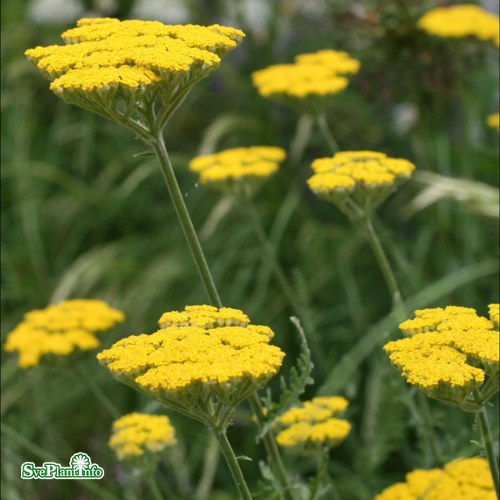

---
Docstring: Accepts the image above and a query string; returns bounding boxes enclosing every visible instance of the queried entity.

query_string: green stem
[289,114,314,166]
[475,403,500,498]
[151,134,222,306]
[241,191,322,367]
[146,469,165,500]
[358,219,444,466]
[316,114,340,153]
[211,426,253,500]
[194,434,221,500]
[360,216,405,319]
[75,363,120,419]
[416,391,443,466]
[150,131,296,500]
[249,396,296,500]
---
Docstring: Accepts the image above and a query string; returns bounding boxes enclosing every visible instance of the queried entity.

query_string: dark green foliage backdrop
[2,1,498,499]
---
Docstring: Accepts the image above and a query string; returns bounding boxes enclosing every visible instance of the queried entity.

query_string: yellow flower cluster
[384,305,499,407]
[3,299,124,368]
[418,4,500,47]
[487,112,500,130]
[252,49,360,114]
[307,151,415,217]
[97,305,284,417]
[25,18,244,124]
[189,146,286,188]
[375,457,496,500]
[109,413,176,461]
[276,396,351,450]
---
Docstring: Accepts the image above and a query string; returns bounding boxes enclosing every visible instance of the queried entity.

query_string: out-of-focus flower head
[109,413,176,461]
[418,4,499,47]
[4,299,124,368]
[275,395,351,452]
[189,146,286,193]
[252,49,360,115]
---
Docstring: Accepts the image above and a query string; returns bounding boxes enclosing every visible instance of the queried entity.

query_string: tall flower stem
[75,363,120,419]
[240,190,324,370]
[475,400,500,498]
[146,468,165,500]
[316,113,340,153]
[359,216,405,319]
[151,133,222,307]
[210,426,253,500]
[150,132,296,500]
[358,217,443,466]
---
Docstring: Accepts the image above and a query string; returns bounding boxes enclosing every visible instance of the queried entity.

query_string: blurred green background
[2,1,499,499]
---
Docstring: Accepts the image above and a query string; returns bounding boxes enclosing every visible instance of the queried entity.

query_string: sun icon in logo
[69,452,91,475]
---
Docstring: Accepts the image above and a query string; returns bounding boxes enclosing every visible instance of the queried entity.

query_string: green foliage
[2,1,499,499]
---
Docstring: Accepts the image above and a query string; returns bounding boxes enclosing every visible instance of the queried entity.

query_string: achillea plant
[487,112,500,130]
[307,151,416,220]
[252,49,360,116]
[98,305,285,499]
[385,304,500,495]
[375,457,496,499]
[418,4,500,47]
[109,413,176,461]
[25,18,244,137]
[189,145,286,193]
[3,299,124,368]
[385,305,499,409]
[275,396,351,451]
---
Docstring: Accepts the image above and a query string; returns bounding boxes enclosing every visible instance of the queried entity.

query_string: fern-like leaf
[257,316,314,440]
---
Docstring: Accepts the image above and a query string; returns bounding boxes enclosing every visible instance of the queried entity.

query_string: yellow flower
[275,395,351,451]
[375,457,496,499]
[384,305,499,409]
[418,4,500,47]
[109,413,176,461]
[3,299,124,368]
[252,49,360,115]
[25,18,244,131]
[307,151,415,218]
[188,146,286,189]
[97,305,285,423]
[486,112,500,130]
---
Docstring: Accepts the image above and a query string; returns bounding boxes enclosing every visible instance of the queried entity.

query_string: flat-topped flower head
[375,457,496,500]
[252,49,360,115]
[384,305,499,410]
[97,305,284,424]
[275,395,351,452]
[487,112,500,130]
[25,18,244,134]
[189,146,286,192]
[109,413,176,461]
[418,4,500,47]
[4,299,124,368]
[307,151,415,218]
